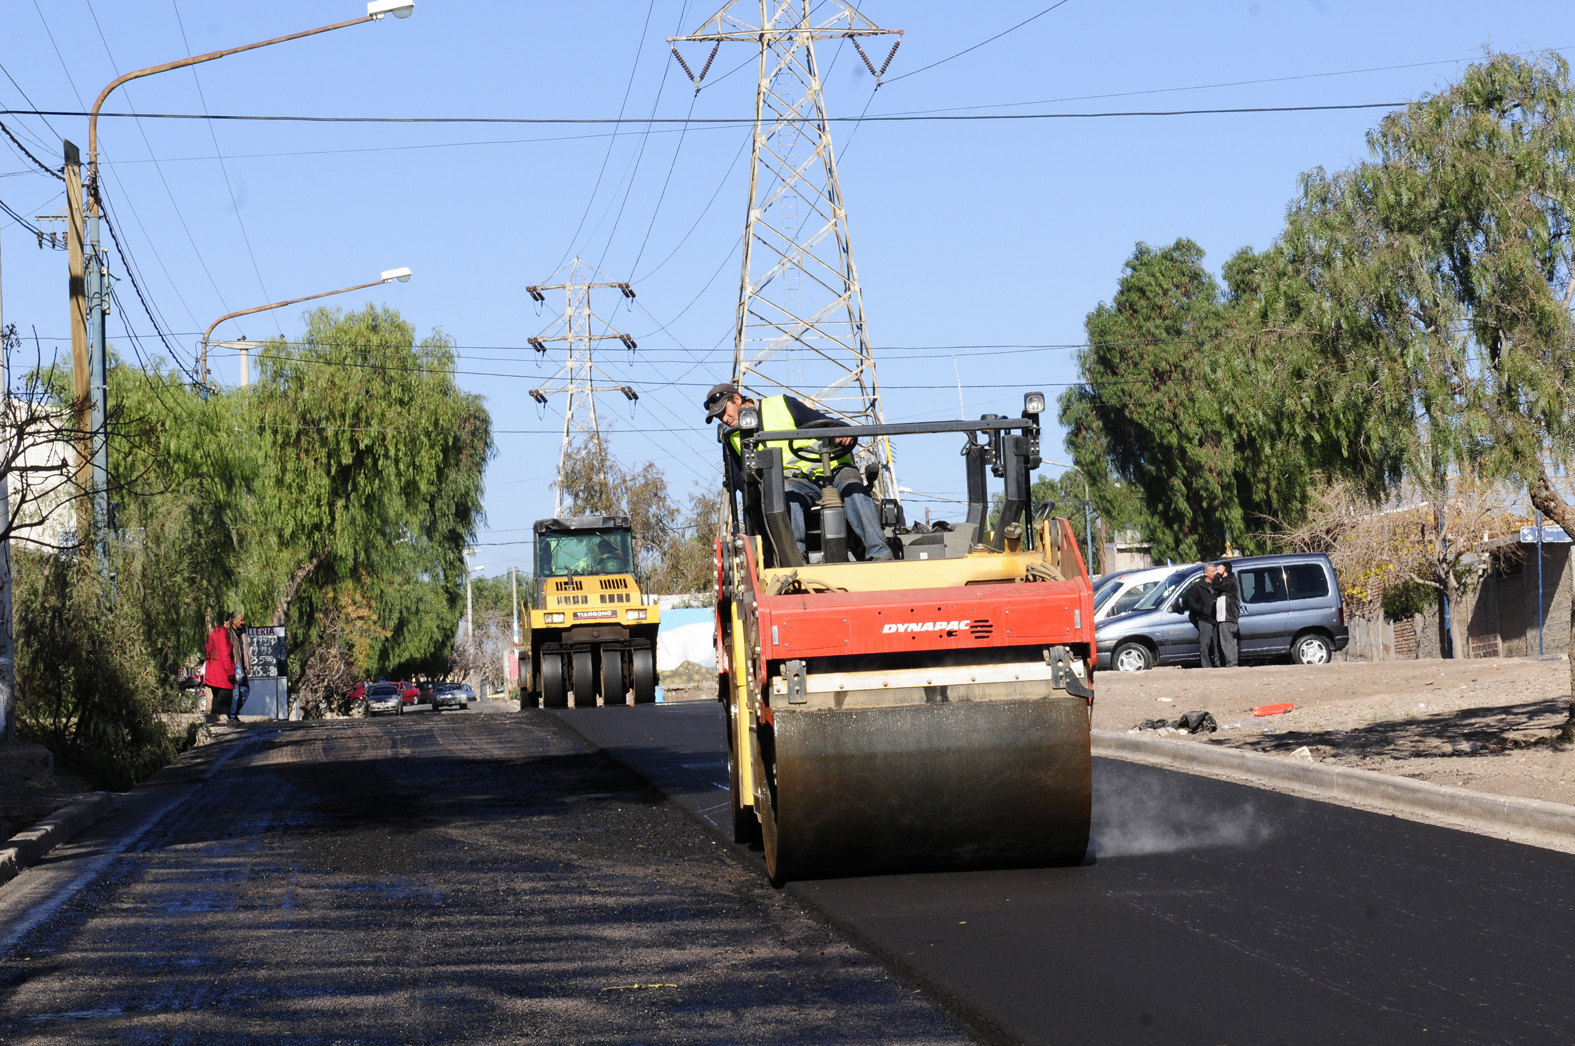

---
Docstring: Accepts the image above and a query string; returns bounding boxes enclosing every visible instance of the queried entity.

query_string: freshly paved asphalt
[556,701,1575,1046]
[0,703,965,1044]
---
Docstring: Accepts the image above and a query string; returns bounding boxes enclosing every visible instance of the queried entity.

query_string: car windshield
[1132,569,1196,612]
[1092,578,1124,613]
[536,528,634,577]
[1108,580,1165,617]
[367,685,398,696]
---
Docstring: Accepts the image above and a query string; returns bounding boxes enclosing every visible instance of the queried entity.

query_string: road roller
[715,393,1095,883]
[522,515,660,708]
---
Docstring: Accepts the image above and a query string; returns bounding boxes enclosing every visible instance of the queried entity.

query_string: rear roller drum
[632,647,657,704]
[572,649,598,708]
[601,648,627,707]
[540,654,568,709]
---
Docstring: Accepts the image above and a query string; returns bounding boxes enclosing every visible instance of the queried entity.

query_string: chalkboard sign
[246,626,287,679]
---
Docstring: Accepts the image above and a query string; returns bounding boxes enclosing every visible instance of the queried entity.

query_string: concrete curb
[0,792,117,888]
[1092,729,1575,845]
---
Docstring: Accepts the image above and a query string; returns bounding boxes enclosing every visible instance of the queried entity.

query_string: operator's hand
[835,436,854,448]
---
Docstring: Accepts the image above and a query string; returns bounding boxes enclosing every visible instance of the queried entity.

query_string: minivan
[1094,553,1348,672]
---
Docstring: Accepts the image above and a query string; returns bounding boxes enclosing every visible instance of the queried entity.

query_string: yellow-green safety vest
[728,395,853,478]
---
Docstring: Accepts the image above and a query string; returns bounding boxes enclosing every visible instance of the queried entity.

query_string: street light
[76,3,416,559]
[200,268,414,390]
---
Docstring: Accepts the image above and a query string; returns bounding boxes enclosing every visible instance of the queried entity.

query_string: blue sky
[1,1,1571,579]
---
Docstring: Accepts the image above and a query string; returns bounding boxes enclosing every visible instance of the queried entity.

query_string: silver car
[1095,553,1349,672]
[364,683,403,716]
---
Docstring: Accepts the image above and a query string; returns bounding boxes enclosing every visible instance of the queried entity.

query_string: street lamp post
[200,268,412,391]
[1044,460,1096,575]
[76,2,415,560]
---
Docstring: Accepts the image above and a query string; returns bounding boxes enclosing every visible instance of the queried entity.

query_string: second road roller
[714,391,1095,883]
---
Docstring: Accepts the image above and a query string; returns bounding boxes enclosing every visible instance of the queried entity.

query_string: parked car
[346,681,367,704]
[364,682,403,716]
[1095,553,1348,672]
[1093,564,1182,623]
[396,681,420,706]
[431,682,470,711]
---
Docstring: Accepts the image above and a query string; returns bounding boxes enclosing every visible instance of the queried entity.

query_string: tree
[555,434,719,595]
[1058,239,1317,562]
[247,305,492,686]
[1263,52,1575,701]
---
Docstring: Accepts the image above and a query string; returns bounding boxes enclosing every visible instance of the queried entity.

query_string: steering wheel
[788,418,858,463]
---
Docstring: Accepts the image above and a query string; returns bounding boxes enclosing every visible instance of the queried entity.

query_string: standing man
[1181,565,1218,668]
[1210,562,1242,668]
[705,383,893,561]
[203,610,252,722]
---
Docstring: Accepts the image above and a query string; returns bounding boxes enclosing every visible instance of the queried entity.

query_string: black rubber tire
[541,655,568,709]
[572,649,598,708]
[1293,632,1333,666]
[632,647,657,704]
[1112,641,1154,673]
[396,703,403,717]
[601,648,627,707]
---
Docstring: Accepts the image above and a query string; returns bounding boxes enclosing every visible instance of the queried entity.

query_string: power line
[882,0,1074,85]
[0,102,1411,124]
[0,120,62,181]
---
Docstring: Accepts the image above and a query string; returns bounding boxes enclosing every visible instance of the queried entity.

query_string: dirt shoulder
[1093,658,1575,806]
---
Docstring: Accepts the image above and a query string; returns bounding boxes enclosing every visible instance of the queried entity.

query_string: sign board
[243,626,289,719]
[1519,525,1572,544]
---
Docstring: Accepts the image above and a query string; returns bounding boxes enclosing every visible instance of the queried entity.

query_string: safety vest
[728,395,853,478]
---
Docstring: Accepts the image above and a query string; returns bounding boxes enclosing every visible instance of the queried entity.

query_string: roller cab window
[535,529,633,577]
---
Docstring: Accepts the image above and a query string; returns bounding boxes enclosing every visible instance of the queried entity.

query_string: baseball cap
[703,382,739,420]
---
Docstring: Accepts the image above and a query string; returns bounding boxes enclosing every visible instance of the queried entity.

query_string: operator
[704,382,893,561]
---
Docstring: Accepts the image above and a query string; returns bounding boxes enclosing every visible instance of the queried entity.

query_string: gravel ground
[1094,658,1575,805]
[0,712,966,1045]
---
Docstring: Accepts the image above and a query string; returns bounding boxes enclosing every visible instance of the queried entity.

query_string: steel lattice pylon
[671,2,903,492]
[525,257,642,517]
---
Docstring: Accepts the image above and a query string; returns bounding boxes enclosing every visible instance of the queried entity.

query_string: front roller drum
[760,698,1091,882]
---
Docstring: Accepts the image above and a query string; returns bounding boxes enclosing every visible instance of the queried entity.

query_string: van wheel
[1294,633,1332,666]
[1112,642,1153,673]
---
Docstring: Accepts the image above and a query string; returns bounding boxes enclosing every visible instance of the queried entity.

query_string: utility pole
[525,258,641,516]
[63,142,92,549]
[0,228,14,741]
[465,548,475,640]
[670,1,904,495]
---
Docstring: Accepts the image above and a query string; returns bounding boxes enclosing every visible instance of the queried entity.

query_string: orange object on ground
[1253,703,1294,717]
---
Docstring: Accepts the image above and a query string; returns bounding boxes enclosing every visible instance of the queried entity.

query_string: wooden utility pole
[64,141,90,541]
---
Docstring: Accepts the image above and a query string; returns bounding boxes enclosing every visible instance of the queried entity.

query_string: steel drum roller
[764,697,1091,880]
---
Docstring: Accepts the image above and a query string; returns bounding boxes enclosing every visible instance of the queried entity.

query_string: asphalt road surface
[556,702,1575,1046]
[0,707,965,1044]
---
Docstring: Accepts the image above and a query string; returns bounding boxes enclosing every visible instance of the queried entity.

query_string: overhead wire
[165,0,283,337]
[882,0,1075,86]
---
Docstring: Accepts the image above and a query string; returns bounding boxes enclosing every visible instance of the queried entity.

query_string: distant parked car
[1095,553,1348,672]
[346,681,367,704]
[431,682,470,711]
[1093,564,1180,623]
[364,682,403,716]
[396,681,419,706]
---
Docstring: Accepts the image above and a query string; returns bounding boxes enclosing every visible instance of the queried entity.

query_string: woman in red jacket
[203,610,251,721]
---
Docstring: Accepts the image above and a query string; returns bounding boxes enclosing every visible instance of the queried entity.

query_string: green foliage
[1058,239,1316,562]
[556,434,720,595]
[1380,577,1434,622]
[246,305,492,692]
[13,550,186,790]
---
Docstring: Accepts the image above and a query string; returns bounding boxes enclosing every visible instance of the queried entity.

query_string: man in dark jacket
[1180,567,1218,668]
[1210,562,1242,668]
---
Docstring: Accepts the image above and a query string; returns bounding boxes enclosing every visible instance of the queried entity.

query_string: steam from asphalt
[1090,770,1276,859]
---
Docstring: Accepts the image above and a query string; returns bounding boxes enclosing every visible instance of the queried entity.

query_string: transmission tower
[671,1,903,490]
[526,257,642,517]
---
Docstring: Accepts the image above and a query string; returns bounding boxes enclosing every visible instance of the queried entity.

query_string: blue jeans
[784,469,894,561]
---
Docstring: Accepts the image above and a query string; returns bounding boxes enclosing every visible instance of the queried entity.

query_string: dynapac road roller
[716,393,1095,883]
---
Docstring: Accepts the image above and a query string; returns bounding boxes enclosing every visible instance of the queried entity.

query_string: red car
[397,681,420,706]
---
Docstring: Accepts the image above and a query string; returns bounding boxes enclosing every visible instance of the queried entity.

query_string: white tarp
[656,608,717,672]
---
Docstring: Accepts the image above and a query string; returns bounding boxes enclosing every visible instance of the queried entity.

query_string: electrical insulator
[526,286,545,303]
[621,386,639,402]
[529,337,547,354]
[619,334,637,351]
[530,389,548,405]
[618,283,636,299]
